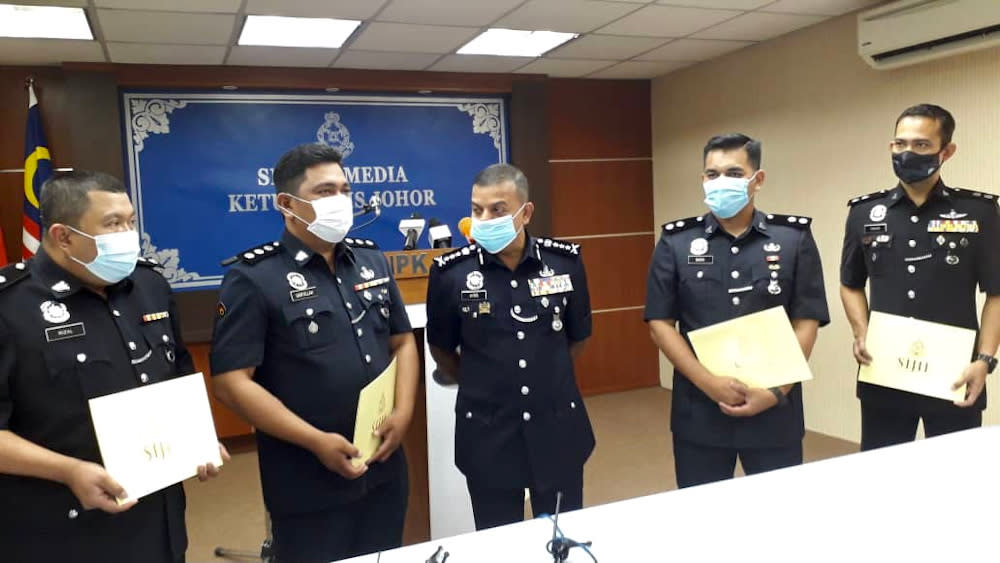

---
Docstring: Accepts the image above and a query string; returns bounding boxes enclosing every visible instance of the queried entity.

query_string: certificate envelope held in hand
[352,356,397,467]
[858,312,975,402]
[88,373,222,503]
[687,306,812,388]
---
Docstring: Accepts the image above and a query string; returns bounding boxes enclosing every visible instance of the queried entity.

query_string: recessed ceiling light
[457,28,577,58]
[239,15,360,49]
[0,4,93,40]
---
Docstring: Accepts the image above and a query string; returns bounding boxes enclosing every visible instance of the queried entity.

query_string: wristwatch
[768,387,789,407]
[975,353,998,374]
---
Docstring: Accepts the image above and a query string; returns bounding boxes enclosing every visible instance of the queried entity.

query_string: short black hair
[473,163,529,201]
[895,104,955,147]
[273,143,343,195]
[703,133,762,171]
[39,170,127,232]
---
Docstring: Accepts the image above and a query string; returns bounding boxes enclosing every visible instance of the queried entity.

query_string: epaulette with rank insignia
[948,186,999,204]
[434,244,478,269]
[343,237,379,250]
[0,261,30,292]
[765,213,813,228]
[847,189,892,207]
[537,237,581,257]
[661,216,704,235]
[221,241,282,267]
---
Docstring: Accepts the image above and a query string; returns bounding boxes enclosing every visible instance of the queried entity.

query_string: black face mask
[892,150,941,184]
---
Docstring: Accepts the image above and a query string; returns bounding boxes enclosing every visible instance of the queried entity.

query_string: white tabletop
[339,426,1000,562]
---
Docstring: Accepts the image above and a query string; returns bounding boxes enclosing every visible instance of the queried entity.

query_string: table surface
[339,426,1000,562]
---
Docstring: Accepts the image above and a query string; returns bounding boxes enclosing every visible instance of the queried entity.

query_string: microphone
[427,218,452,248]
[546,492,595,563]
[355,194,381,217]
[457,217,472,243]
[399,212,426,251]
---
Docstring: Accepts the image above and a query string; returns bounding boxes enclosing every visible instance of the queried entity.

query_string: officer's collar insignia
[286,272,308,290]
[40,300,71,324]
[294,250,309,263]
[539,265,555,278]
[52,281,71,293]
[466,271,484,290]
[360,266,376,281]
[763,242,781,253]
[940,209,968,220]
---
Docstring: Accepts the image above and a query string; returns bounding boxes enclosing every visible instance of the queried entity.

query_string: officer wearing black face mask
[840,104,1000,451]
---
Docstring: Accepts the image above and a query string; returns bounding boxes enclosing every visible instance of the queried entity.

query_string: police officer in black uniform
[426,164,594,531]
[0,170,224,563]
[211,144,419,563]
[645,134,830,488]
[840,104,1000,451]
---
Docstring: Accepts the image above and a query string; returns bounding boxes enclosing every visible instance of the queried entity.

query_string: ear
[751,170,765,194]
[275,193,295,218]
[48,224,73,250]
[940,142,957,164]
[521,202,534,226]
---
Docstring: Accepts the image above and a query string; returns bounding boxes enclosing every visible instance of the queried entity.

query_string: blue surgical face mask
[703,172,757,219]
[470,204,526,254]
[67,226,141,284]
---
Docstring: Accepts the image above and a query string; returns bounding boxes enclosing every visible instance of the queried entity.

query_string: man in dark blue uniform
[645,134,830,488]
[426,163,595,531]
[0,170,224,563]
[211,144,419,563]
[840,104,1000,451]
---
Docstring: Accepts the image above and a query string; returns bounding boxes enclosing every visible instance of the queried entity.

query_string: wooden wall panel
[569,234,653,312]
[188,343,254,438]
[548,79,651,160]
[575,308,659,395]
[550,160,653,237]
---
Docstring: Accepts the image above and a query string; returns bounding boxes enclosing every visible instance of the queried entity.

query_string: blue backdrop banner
[120,92,508,291]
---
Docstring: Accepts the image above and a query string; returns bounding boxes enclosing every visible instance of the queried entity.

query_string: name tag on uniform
[290,287,318,302]
[45,322,86,342]
[688,255,714,265]
[461,290,487,301]
[864,223,888,233]
[528,274,574,297]
[927,220,979,233]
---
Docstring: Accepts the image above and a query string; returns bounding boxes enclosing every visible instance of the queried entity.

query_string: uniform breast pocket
[862,239,889,277]
[42,345,115,400]
[282,297,337,349]
[679,265,722,301]
[140,322,179,382]
[751,263,792,306]
[930,232,975,271]
[359,285,393,333]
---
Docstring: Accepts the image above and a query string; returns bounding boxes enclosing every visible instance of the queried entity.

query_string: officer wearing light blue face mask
[426,163,595,531]
[644,133,830,489]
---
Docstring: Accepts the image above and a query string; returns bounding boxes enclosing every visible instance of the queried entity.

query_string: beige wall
[650,12,1000,443]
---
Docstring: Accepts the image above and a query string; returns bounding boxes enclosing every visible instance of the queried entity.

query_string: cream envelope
[352,356,397,467]
[858,312,976,402]
[88,373,222,503]
[687,306,812,389]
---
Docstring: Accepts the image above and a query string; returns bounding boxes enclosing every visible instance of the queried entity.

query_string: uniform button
[907,290,916,300]
[519,359,527,368]
[112,310,121,317]
[337,277,342,284]
[140,373,149,383]
[732,297,740,306]
[0,276,5,284]
[127,341,136,351]
[365,354,372,364]
[346,302,353,310]
[162,335,169,343]
[571,401,577,409]
[696,271,704,279]
[76,353,87,363]
[465,411,472,419]
[510,280,518,289]
[908,265,916,274]
[731,246,739,255]
[910,216,919,223]
[357,328,364,337]
[514,305,522,314]
[522,412,531,422]
[770,272,778,279]
[306,308,314,316]
[731,271,740,279]
[517,331,525,340]
[521,385,530,396]
[908,239,916,248]
[68,509,78,520]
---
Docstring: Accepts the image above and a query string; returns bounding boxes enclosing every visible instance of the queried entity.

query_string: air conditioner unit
[858,0,1000,70]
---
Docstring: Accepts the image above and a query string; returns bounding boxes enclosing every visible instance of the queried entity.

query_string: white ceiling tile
[97,10,235,45]
[588,59,690,78]
[655,0,771,8]
[636,37,753,61]
[245,0,386,19]
[377,0,524,27]
[548,34,669,59]
[762,0,881,16]
[429,54,533,73]
[94,0,242,12]
[0,38,104,64]
[107,42,226,64]
[349,22,478,53]
[227,46,337,67]
[516,58,615,77]
[597,5,741,37]
[496,0,640,33]
[692,11,825,41]
[334,49,440,70]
